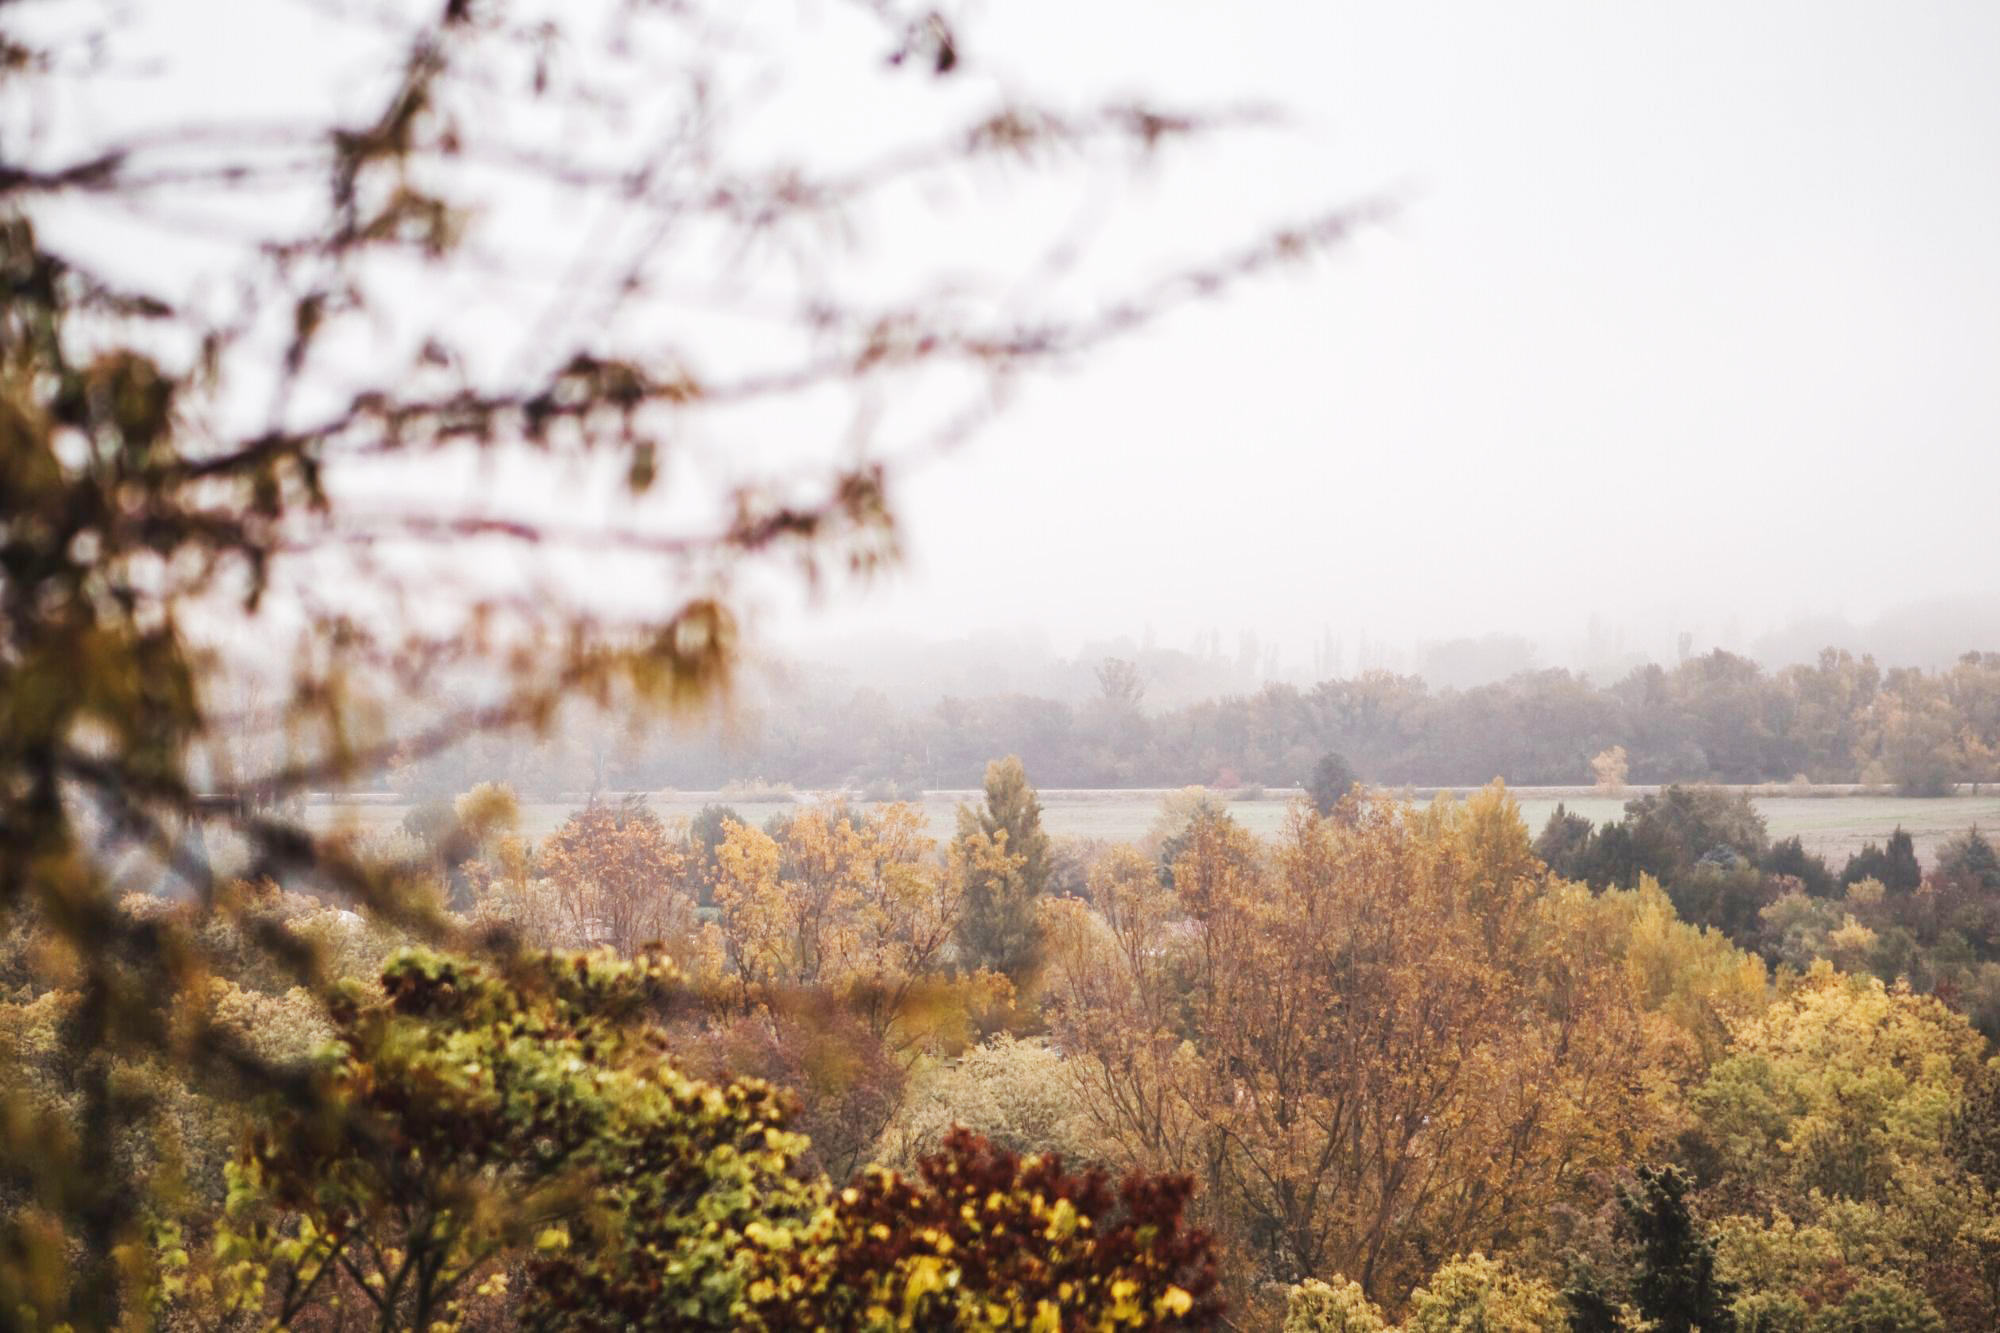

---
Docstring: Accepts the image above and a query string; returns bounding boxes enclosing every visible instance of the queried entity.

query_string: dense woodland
[387,648,2000,797]
[1532,783,2000,1037]
[11,766,2000,1329]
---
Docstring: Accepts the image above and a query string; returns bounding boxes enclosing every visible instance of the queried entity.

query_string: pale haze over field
[773,1,2000,677]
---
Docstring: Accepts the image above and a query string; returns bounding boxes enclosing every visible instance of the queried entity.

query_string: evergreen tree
[1306,752,1360,819]
[1842,826,1923,894]
[1884,826,1923,893]
[954,757,1052,984]
[1761,835,1837,898]
[1619,1165,1734,1333]
[1560,1264,1623,1333]
[1623,785,1769,881]
[1535,803,1596,881]
[1580,820,1648,890]
[1936,826,2000,892]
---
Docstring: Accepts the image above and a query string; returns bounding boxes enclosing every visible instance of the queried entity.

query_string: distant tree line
[388,647,2000,796]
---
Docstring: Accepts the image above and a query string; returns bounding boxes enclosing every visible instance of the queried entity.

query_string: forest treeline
[388,648,2000,797]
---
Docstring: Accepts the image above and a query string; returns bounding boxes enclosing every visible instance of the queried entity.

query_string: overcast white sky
[24,0,2000,682]
[772,0,2000,670]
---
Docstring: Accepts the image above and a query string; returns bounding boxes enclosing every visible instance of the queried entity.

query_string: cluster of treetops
[383,647,2000,798]
[12,759,2000,1329]
[1530,780,2000,1039]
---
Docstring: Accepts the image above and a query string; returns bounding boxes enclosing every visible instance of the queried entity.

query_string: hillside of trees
[388,647,2000,796]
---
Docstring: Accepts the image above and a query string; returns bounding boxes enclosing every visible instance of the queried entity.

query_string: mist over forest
[377,609,2000,798]
[785,593,2000,708]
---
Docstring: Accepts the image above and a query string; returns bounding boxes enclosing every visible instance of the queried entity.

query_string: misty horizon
[768,590,2000,709]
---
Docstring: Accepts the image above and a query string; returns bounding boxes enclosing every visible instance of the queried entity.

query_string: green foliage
[1535,803,1596,881]
[3,0,1361,1316]
[1668,850,1776,940]
[1552,786,1770,895]
[1545,790,2000,1056]
[211,947,821,1330]
[1559,1265,1626,1333]
[1557,1164,1736,1333]
[1731,1291,1810,1333]
[1948,1059,2000,1191]
[1841,829,1922,895]
[1680,960,2000,1329]
[1306,752,1359,819]
[1762,836,1838,899]
[1806,1279,1943,1333]
[1625,786,1770,883]
[187,942,1223,1331]
[954,757,1052,984]
[1934,827,2000,892]
[1691,964,1984,1206]
[1758,890,1850,974]
[1617,1165,1735,1333]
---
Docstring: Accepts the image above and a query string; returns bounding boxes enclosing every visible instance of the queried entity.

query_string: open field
[304,787,2000,869]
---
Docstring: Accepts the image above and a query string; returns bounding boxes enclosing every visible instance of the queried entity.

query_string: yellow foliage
[453,781,520,844]
[1695,962,1986,1206]
[1047,789,1671,1305]
[1283,1277,1389,1333]
[1846,876,1887,907]
[1402,1253,1566,1333]
[532,802,697,957]
[1550,875,1770,1067]
[716,803,976,1046]
[1826,914,1879,965]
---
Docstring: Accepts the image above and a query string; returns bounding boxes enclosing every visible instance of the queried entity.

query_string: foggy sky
[772,1,2000,671]
[40,1,2000,683]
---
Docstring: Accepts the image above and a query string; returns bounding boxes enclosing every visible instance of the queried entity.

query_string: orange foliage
[1045,785,1667,1307]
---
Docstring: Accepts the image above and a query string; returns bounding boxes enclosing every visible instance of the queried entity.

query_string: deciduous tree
[210,948,822,1331]
[1047,785,1666,1308]
[759,1126,1221,1332]
[535,798,700,957]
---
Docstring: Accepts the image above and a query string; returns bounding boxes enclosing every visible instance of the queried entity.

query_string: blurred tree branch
[0,0,1373,1322]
